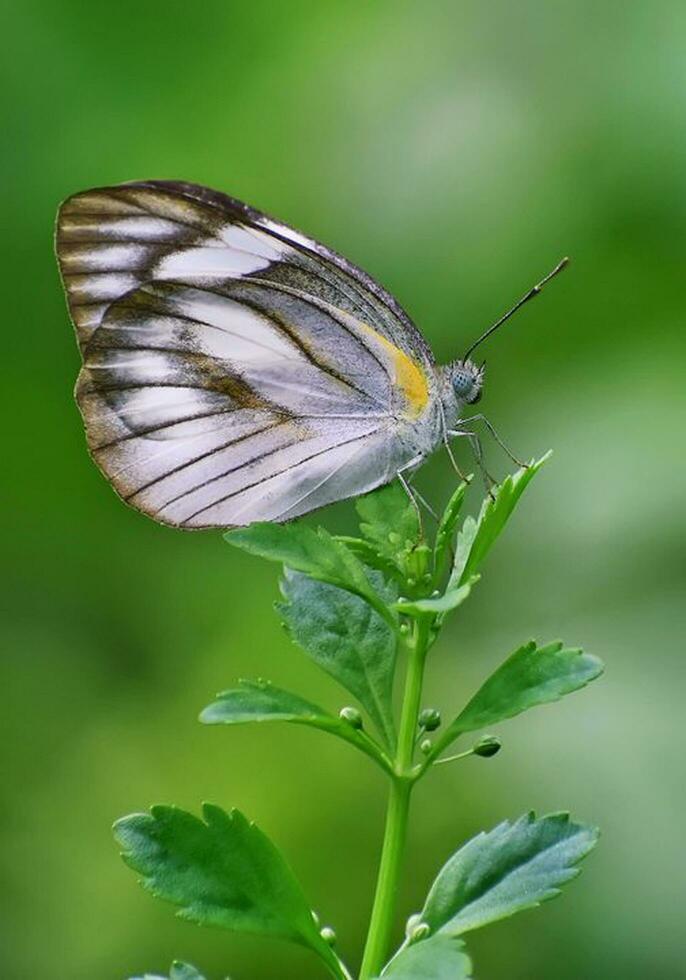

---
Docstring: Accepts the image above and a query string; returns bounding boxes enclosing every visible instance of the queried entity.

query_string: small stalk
[359,606,432,979]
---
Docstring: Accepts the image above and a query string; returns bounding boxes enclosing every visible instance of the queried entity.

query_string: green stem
[359,614,431,979]
[358,777,411,979]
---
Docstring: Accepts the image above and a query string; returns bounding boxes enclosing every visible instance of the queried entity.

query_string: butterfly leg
[396,454,437,536]
[403,477,440,522]
[397,470,424,536]
[449,429,497,499]
[441,432,471,482]
[458,414,528,468]
[397,459,439,520]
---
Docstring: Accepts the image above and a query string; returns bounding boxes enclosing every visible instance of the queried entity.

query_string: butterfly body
[56,181,480,528]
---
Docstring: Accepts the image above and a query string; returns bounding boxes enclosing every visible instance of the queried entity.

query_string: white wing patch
[59,243,151,272]
[155,245,272,279]
[67,272,140,302]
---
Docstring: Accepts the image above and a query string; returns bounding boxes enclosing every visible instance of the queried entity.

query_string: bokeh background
[3,2,685,978]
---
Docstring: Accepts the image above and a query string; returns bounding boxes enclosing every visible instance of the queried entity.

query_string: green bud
[405,913,423,938]
[419,707,442,732]
[409,922,431,943]
[320,926,337,945]
[473,735,502,758]
[419,738,432,755]
[339,706,363,729]
[399,622,410,635]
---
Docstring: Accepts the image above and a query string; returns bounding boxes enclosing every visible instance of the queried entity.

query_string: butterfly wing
[56,182,438,527]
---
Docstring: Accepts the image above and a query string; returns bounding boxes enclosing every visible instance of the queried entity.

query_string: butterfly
[55,180,565,529]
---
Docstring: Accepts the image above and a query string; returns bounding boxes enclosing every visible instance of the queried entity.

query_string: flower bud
[419,738,433,755]
[320,926,337,945]
[409,922,431,943]
[419,707,442,732]
[339,706,363,729]
[473,735,502,758]
[405,913,423,938]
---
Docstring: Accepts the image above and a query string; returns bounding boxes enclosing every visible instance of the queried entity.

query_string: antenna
[463,256,569,362]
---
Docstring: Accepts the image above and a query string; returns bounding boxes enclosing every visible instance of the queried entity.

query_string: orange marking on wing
[358,323,430,418]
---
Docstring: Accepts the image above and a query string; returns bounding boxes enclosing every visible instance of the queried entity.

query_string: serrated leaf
[420,812,598,936]
[454,641,603,732]
[114,804,339,974]
[449,452,551,588]
[278,570,397,745]
[433,480,470,579]
[200,680,387,768]
[432,641,603,759]
[355,481,420,573]
[394,577,478,616]
[130,963,207,980]
[381,936,472,979]
[225,522,394,627]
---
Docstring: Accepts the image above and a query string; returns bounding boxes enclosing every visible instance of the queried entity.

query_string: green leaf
[420,812,598,936]
[432,641,603,758]
[433,480,470,579]
[448,516,478,590]
[381,937,472,978]
[355,480,420,573]
[279,570,397,745]
[130,963,207,980]
[450,452,551,587]
[200,680,390,769]
[200,679,335,727]
[225,522,394,627]
[114,803,339,975]
[394,577,478,616]
[335,535,401,581]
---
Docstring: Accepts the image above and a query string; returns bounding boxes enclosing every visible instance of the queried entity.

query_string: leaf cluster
[117,453,603,979]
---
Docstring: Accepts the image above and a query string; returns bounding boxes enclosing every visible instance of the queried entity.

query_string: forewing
[55,179,434,368]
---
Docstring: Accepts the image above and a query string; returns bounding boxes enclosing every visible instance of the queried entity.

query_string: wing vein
[123,420,288,501]
[180,429,381,526]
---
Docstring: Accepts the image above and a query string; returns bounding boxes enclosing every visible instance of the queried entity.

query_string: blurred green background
[3,1,685,977]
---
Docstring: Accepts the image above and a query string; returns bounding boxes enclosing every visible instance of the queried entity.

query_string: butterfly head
[449,358,484,405]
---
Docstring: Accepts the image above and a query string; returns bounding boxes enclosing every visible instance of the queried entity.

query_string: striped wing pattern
[56,181,437,527]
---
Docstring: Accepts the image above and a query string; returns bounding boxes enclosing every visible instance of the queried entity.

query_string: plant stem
[358,777,411,980]
[359,614,431,979]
